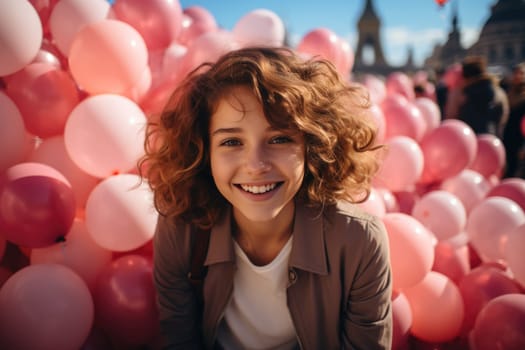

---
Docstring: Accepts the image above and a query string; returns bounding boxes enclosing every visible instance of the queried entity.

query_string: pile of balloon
[1,0,524,349]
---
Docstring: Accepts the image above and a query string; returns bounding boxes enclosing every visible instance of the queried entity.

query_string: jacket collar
[204,203,329,276]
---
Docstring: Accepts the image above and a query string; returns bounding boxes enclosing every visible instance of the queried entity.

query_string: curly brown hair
[139,47,382,229]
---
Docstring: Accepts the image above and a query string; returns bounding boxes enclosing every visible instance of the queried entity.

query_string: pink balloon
[432,233,470,284]
[6,62,80,138]
[440,169,492,214]
[296,28,341,68]
[94,255,159,347]
[393,190,420,215]
[403,271,464,343]
[112,0,183,51]
[467,196,525,262]
[414,97,441,137]
[468,134,506,179]
[85,174,158,252]
[386,71,415,101]
[392,291,412,350]
[28,0,59,36]
[411,190,467,241]
[487,177,525,212]
[232,9,285,48]
[374,136,424,192]
[383,213,436,290]
[69,19,148,95]
[360,74,386,105]
[505,223,525,288]
[0,92,32,172]
[381,94,426,141]
[376,187,399,213]
[64,94,147,178]
[337,37,354,78]
[443,63,462,90]
[30,219,112,292]
[470,294,525,350]
[29,135,100,211]
[0,0,43,76]
[458,265,522,335]
[0,263,94,350]
[419,119,478,184]
[367,104,386,145]
[49,0,110,56]
[0,162,76,248]
[355,187,386,217]
[178,6,218,45]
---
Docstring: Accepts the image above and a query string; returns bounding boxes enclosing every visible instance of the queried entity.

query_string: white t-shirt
[216,236,297,350]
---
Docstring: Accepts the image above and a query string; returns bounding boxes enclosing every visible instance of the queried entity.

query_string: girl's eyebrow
[210,127,242,136]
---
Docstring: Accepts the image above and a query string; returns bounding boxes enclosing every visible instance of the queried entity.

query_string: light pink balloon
[29,0,59,36]
[440,169,492,213]
[403,271,464,343]
[296,28,341,68]
[6,62,80,138]
[467,196,525,263]
[470,294,525,350]
[0,92,32,172]
[49,0,110,56]
[0,0,43,76]
[414,97,441,137]
[337,37,354,78]
[383,213,436,290]
[0,263,94,350]
[355,187,386,217]
[64,94,147,178]
[420,119,478,184]
[94,255,158,347]
[392,291,412,350]
[361,74,386,105]
[374,136,424,192]
[468,134,506,179]
[178,6,218,45]
[411,190,467,241]
[486,177,525,212]
[367,104,386,145]
[69,19,148,95]
[376,187,399,213]
[233,9,285,48]
[149,42,187,91]
[111,0,183,51]
[85,174,158,252]
[30,219,112,292]
[29,136,99,212]
[386,71,415,101]
[381,94,426,141]
[505,223,525,288]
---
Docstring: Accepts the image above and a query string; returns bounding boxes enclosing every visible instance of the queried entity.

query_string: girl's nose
[245,148,271,173]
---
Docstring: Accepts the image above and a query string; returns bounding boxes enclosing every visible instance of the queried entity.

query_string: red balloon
[94,255,159,347]
[0,162,76,248]
[435,0,448,6]
[470,294,525,350]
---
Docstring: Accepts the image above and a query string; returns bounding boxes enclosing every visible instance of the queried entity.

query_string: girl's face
[209,86,305,224]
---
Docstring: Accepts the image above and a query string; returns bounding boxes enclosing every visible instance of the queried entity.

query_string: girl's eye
[220,139,241,147]
[270,135,293,144]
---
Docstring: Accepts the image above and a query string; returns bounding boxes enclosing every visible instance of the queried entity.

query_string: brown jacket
[153,202,392,350]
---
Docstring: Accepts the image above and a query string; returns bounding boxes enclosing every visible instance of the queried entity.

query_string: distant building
[424,0,525,74]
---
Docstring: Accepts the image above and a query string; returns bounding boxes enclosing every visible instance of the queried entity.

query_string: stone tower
[354,0,389,73]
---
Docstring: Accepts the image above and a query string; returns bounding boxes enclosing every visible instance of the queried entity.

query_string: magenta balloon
[0,162,76,248]
[470,294,525,350]
[94,255,159,347]
[0,263,94,350]
[440,169,491,213]
[458,265,522,335]
[392,291,412,350]
[0,0,43,76]
[468,134,506,179]
[112,0,183,51]
[381,94,426,141]
[420,119,478,183]
[487,177,525,212]
[69,19,148,95]
[0,92,31,173]
[6,62,80,138]
[403,271,464,343]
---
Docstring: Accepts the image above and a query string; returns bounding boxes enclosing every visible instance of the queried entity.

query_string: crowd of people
[429,57,525,178]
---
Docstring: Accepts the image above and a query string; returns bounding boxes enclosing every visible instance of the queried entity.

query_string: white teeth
[240,183,277,194]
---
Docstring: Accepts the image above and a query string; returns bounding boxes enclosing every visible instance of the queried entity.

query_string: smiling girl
[140,47,392,350]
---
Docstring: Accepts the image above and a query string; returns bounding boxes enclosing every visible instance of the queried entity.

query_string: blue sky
[178,0,496,67]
